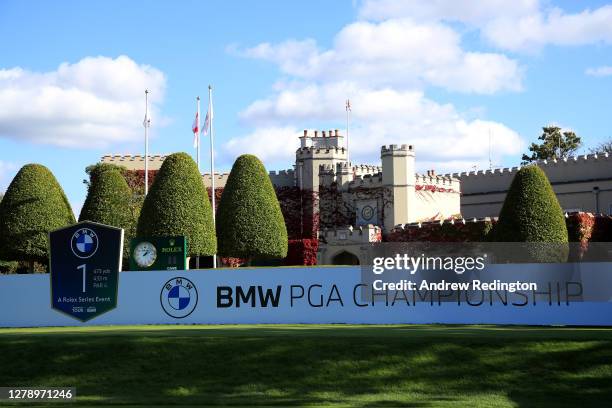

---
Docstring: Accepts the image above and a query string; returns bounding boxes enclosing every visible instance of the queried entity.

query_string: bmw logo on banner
[71,228,99,259]
[160,277,198,318]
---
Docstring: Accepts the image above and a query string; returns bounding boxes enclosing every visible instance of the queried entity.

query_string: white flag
[203,99,213,136]
[143,112,151,128]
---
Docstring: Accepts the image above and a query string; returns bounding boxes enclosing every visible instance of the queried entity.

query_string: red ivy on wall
[283,239,319,266]
[415,184,456,193]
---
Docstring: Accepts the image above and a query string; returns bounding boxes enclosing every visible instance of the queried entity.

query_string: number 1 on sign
[77,264,86,292]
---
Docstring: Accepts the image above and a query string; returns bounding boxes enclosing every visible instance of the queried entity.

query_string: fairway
[1,324,612,407]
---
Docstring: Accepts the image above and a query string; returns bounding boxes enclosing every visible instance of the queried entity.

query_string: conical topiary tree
[136,152,216,257]
[0,164,75,270]
[216,154,288,261]
[79,164,136,262]
[491,165,568,261]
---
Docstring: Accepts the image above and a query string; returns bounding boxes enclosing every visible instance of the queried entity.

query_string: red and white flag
[192,107,200,148]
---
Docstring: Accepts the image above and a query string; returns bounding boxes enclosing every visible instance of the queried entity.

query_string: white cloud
[358,0,612,53]
[234,19,523,94]
[483,6,612,52]
[221,126,300,166]
[0,55,166,148]
[227,2,531,173]
[586,66,612,77]
[233,83,524,172]
[358,0,540,25]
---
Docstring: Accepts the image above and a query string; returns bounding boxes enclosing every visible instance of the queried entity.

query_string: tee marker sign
[49,221,123,322]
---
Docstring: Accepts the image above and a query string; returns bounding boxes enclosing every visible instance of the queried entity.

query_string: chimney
[303,129,308,137]
[322,130,327,137]
[314,130,318,137]
[335,129,339,137]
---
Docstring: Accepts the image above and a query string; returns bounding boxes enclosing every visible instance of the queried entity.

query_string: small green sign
[130,236,187,271]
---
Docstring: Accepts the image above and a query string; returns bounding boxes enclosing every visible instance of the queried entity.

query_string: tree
[521,126,581,164]
[79,164,136,263]
[0,164,75,270]
[216,154,288,261]
[589,139,612,155]
[491,165,568,261]
[136,152,216,257]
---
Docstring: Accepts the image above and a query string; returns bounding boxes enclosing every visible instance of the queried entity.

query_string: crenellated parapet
[380,144,414,156]
[319,224,382,244]
[392,216,497,232]
[300,129,345,148]
[201,172,230,189]
[353,164,382,176]
[415,171,460,193]
[444,152,612,190]
[269,169,296,187]
[100,154,168,170]
[296,145,347,159]
[349,173,384,189]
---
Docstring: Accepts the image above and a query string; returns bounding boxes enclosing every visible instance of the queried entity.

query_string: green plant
[491,165,568,262]
[522,126,581,164]
[79,165,136,263]
[136,152,216,257]
[216,154,288,261]
[0,164,75,270]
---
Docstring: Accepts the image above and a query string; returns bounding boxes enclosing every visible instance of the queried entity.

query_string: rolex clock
[133,241,157,268]
[129,236,187,271]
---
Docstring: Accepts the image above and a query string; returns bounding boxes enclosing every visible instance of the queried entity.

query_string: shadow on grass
[1,326,612,407]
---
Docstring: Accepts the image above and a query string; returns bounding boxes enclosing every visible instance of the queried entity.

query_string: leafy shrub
[216,154,288,260]
[0,164,75,267]
[137,152,216,257]
[491,165,568,261]
[80,165,136,262]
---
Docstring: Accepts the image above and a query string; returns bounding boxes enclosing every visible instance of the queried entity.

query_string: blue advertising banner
[49,221,123,322]
[1,265,612,327]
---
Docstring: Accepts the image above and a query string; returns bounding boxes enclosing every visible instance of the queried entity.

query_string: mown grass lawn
[0,324,611,407]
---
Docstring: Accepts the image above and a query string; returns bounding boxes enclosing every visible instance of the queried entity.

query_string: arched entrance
[331,250,360,265]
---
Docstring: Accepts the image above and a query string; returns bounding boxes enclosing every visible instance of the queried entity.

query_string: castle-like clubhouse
[102,129,612,262]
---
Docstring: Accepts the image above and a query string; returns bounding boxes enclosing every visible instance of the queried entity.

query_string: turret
[296,129,348,191]
[381,144,416,232]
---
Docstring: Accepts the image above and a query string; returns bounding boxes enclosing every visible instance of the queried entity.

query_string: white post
[196,96,201,172]
[209,85,217,269]
[488,127,492,170]
[345,99,351,165]
[144,89,150,196]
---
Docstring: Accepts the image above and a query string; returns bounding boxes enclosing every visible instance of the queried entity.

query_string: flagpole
[345,99,351,165]
[196,96,201,172]
[209,85,217,269]
[144,89,150,196]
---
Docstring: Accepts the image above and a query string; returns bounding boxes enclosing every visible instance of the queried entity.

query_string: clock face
[133,241,157,268]
[361,205,374,221]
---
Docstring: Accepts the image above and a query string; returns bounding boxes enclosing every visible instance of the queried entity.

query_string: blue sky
[0,0,611,214]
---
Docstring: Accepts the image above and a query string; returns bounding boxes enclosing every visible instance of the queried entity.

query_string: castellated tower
[381,144,416,231]
[296,129,348,191]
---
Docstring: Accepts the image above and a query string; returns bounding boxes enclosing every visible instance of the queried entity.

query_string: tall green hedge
[79,164,136,261]
[216,154,288,260]
[0,164,75,265]
[494,165,568,241]
[136,152,216,257]
[492,165,568,261]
